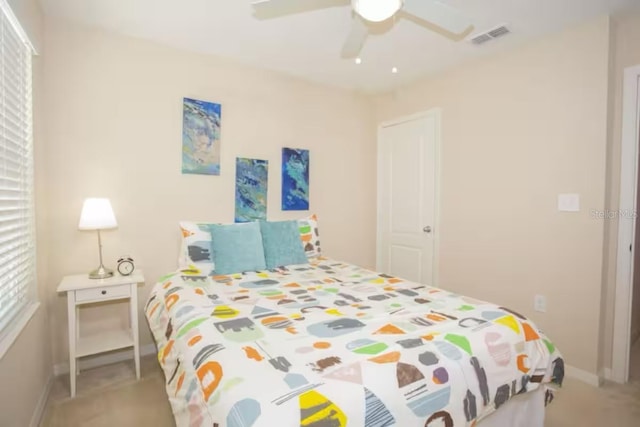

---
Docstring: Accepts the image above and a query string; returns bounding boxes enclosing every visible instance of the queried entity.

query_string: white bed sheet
[478,386,546,427]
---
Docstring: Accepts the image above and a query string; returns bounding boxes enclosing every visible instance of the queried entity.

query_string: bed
[145,254,563,427]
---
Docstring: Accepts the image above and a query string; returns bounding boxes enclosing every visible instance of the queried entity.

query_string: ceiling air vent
[470,24,511,45]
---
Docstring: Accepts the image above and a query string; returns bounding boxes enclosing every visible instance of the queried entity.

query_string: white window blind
[0,1,35,337]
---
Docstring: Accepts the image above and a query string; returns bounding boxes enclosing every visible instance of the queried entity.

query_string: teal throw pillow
[260,220,309,269]
[208,222,266,275]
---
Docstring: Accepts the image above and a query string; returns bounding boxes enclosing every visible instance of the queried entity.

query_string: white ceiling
[40,0,639,93]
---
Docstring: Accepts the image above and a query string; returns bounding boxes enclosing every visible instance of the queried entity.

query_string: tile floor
[40,354,640,427]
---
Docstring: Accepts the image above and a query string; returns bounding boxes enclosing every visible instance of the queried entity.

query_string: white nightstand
[57,271,145,397]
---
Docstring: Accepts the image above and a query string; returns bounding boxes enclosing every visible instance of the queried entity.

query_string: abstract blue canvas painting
[281,148,309,211]
[182,97,221,175]
[235,158,269,222]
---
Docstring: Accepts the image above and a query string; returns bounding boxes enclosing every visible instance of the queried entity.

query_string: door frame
[376,108,442,285]
[612,65,640,383]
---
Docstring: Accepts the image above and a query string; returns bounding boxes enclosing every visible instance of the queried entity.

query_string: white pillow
[178,221,215,273]
[297,214,321,259]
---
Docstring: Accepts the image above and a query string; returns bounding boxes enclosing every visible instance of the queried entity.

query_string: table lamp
[78,198,117,279]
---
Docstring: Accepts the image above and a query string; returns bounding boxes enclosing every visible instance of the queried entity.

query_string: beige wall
[601,12,640,369]
[42,18,376,366]
[0,1,52,427]
[0,310,51,427]
[375,17,611,375]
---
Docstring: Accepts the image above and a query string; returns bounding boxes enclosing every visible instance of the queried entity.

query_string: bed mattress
[145,258,563,427]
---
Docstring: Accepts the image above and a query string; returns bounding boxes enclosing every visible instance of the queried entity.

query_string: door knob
[423,226,432,233]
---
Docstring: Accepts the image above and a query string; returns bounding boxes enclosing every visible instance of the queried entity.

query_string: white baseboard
[29,372,54,427]
[565,364,602,387]
[53,343,157,376]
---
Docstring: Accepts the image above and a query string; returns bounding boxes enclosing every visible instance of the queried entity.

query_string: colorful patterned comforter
[145,258,563,427]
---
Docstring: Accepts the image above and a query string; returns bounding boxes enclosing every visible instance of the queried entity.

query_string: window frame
[0,0,38,360]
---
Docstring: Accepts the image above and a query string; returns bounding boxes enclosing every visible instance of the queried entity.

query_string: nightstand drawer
[75,283,131,302]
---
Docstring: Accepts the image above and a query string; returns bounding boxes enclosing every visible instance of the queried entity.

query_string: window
[0,0,37,358]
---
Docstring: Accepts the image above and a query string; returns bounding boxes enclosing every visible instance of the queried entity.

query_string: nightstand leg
[67,292,77,397]
[130,283,140,380]
[75,306,80,375]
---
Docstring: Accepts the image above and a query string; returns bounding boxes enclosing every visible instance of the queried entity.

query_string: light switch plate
[558,193,580,212]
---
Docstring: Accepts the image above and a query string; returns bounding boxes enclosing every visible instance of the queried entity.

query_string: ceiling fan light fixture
[352,0,402,22]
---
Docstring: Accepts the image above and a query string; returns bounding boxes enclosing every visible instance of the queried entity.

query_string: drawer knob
[101,290,107,295]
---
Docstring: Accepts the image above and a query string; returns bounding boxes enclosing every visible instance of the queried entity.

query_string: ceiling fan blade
[252,0,350,20]
[341,15,368,58]
[402,0,473,35]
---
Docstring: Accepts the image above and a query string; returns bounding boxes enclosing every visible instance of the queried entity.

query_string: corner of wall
[597,12,618,377]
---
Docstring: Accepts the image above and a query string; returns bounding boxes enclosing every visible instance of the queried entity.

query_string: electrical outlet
[534,295,546,313]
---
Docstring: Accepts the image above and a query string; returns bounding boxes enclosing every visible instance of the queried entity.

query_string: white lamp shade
[78,198,118,230]
[352,0,402,22]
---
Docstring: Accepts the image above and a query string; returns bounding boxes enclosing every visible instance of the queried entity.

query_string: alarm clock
[117,256,135,276]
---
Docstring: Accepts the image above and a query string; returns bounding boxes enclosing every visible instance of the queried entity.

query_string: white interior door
[613,66,640,383]
[377,111,439,285]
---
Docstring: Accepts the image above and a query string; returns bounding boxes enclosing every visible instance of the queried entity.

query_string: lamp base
[89,266,114,279]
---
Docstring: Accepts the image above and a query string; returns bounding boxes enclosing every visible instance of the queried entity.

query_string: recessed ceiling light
[391,67,398,74]
[355,57,362,65]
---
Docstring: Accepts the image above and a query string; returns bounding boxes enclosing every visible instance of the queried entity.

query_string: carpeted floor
[41,355,175,427]
[40,354,640,427]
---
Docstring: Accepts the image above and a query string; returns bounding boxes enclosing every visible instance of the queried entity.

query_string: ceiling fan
[251,0,474,59]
